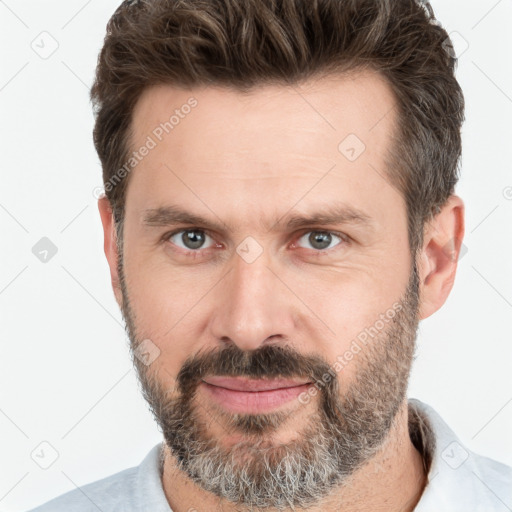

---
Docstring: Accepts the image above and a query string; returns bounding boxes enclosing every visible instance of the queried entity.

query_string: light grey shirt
[27,398,512,511]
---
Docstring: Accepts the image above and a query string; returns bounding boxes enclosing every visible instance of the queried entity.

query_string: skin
[98,70,465,511]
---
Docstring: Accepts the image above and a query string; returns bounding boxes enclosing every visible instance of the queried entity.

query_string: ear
[417,194,465,320]
[98,196,123,307]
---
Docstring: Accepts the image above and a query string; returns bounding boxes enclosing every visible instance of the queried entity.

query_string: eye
[165,229,217,251]
[163,228,349,256]
[294,231,348,252]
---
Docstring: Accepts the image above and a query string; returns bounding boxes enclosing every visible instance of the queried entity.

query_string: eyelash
[162,228,350,258]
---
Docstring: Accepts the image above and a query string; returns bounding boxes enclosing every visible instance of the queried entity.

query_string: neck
[161,399,427,512]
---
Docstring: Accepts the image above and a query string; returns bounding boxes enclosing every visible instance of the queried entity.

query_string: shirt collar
[409,398,511,511]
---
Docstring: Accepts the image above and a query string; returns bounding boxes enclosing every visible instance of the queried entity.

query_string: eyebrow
[141,204,375,233]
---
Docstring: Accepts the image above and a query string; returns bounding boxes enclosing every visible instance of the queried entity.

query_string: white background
[1,1,511,510]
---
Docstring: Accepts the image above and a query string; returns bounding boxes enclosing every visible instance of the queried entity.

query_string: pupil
[183,230,205,249]
[309,232,331,250]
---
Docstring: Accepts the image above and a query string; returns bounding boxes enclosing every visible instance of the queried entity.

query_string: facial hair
[117,251,420,510]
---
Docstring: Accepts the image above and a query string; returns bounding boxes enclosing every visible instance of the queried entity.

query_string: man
[29,0,512,510]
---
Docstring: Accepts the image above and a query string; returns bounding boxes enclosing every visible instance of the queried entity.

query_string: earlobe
[417,195,465,320]
[97,197,123,306]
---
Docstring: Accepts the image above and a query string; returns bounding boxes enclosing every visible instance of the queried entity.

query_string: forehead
[125,70,403,232]
[131,69,397,158]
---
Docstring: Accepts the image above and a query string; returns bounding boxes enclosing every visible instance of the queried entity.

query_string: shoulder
[26,466,139,512]
[410,398,512,512]
[26,443,167,512]
[469,449,512,495]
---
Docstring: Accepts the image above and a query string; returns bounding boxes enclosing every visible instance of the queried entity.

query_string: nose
[209,246,297,352]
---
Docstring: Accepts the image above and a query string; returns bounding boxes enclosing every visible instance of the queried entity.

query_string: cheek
[124,245,202,318]
[302,267,404,331]
[301,271,407,381]
[122,253,220,371]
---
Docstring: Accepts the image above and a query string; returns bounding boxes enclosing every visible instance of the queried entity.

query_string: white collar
[409,398,512,511]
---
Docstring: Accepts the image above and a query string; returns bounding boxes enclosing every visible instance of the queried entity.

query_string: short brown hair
[91,0,464,257]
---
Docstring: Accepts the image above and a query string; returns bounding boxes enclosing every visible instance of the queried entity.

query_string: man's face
[115,71,420,508]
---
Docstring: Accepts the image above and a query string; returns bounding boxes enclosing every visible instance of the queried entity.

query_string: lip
[202,376,312,392]
[200,377,313,414]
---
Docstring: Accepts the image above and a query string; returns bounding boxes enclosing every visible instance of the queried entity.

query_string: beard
[117,251,421,510]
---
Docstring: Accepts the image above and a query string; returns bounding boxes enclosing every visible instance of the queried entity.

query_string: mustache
[176,343,336,397]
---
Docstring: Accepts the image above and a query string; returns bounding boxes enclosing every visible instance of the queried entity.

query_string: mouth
[200,377,313,414]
